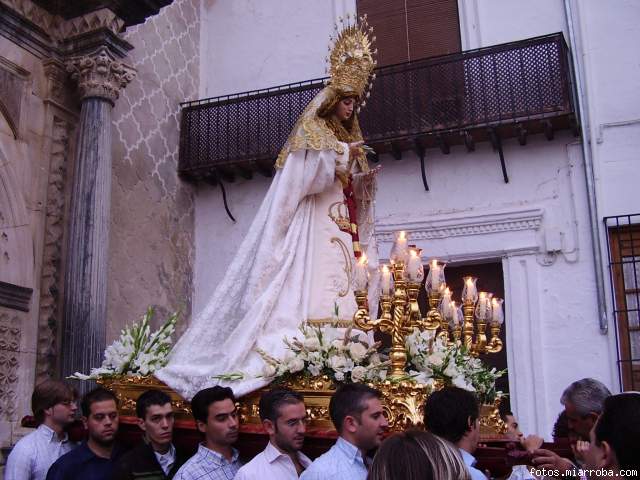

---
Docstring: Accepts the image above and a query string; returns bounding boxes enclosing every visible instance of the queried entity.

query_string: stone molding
[0,1,124,41]
[0,57,29,138]
[0,310,21,421]
[0,281,32,312]
[35,117,71,383]
[66,47,136,103]
[376,207,544,243]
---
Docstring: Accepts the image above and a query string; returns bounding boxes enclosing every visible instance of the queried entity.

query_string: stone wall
[109,0,199,338]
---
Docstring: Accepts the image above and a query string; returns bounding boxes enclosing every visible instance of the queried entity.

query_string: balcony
[178,33,576,183]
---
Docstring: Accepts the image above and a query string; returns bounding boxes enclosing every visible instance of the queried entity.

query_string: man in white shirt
[300,383,388,480]
[236,388,310,480]
[5,379,78,480]
[424,386,487,480]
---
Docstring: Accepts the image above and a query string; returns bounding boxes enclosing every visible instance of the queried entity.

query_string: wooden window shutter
[357,0,461,67]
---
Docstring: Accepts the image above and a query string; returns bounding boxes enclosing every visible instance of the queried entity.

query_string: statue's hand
[348,141,364,158]
[335,166,349,187]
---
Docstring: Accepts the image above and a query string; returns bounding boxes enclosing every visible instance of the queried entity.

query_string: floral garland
[257,323,389,384]
[405,328,505,404]
[70,307,177,380]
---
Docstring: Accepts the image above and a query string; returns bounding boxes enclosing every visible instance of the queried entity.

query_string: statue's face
[335,97,356,121]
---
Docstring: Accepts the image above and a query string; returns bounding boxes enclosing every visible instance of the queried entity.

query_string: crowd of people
[4,377,639,480]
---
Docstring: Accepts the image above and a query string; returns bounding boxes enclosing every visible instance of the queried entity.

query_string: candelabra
[352,231,505,377]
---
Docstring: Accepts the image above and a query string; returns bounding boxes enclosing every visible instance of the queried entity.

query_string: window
[606,214,640,390]
[356,0,462,66]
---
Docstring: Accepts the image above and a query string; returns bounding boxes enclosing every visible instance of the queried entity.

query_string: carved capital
[65,47,136,104]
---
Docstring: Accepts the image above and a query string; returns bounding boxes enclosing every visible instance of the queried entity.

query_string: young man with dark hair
[5,380,78,480]
[235,388,310,479]
[173,386,241,480]
[46,387,122,480]
[584,392,640,478]
[111,389,187,479]
[424,386,486,480]
[300,383,388,480]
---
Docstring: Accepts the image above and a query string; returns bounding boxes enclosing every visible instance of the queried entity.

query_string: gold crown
[328,201,352,233]
[326,14,377,103]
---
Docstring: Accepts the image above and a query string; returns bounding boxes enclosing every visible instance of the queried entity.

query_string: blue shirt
[300,437,369,480]
[460,448,488,480]
[173,443,241,480]
[45,442,121,480]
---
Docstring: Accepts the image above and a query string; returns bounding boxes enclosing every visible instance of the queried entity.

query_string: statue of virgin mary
[156,17,379,398]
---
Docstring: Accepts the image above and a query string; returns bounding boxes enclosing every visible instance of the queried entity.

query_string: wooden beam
[217,166,236,183]
[517,124,527,146]
[436,134,450,155]
[236,163,253,180]
[544,120,554,141]
[256,159,274,178]
[461,130,475,152]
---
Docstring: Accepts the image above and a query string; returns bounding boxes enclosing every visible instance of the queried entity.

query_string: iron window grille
[605,214,640,390]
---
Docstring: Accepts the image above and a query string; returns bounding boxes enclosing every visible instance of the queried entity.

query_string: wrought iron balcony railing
[179,33,575,182]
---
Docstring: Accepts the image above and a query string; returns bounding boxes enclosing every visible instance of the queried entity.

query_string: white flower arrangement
[405,327,505,404]
[69,307,178,380]
[257,322,389,384]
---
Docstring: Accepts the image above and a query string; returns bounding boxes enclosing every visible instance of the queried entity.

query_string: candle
[462,276,478,302]
[430,259,441,290]
[353,254,369,291]
[380,264,393,295]
[448,301,461,326]
[407,249,424,282]
[491,297,504,324]
[475,292,490,320]
[390,231,409,265]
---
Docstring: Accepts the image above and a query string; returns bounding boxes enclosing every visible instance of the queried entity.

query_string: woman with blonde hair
[368,430,471,480]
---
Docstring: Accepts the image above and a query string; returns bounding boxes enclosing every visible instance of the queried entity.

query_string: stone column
[62,48,135,387]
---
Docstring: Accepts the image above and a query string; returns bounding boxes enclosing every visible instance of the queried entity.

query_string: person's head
[191,386,238,448]
[368,430,470,480]
[560,378,611,441]
[500,411,523,441]
[135,389,174,451]
[334,96,356,121]
[31,379,78,428]
[316,88,359,129]
[81,387,119,446]
[259,388,307,453]
[329,383,388,451]
[424,387,480,452]
[552,410,569,442]
[584,393,640,475]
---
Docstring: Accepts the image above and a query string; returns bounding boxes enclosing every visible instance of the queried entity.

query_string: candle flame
[398,231,406,240]
[451,301,456,308]
[480,291,486,298]
[409,249,417,258]
[431,259,438,268]
[359,253,368,264]
[444,287,451,296]
[382,265,390,274]
[466,278,473,286]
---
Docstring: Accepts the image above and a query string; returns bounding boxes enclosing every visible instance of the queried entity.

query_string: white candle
[390,231,408,264]
[353,254,369,291]
[430,259,441,291]
[381,264,392,295]
[475,292,489,320]
[449,301,460,325]
[462,277,478,302]
[407,249,424,282]
[491,297,504,324]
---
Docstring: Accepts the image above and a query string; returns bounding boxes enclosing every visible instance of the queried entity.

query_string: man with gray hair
[532,377,611,472]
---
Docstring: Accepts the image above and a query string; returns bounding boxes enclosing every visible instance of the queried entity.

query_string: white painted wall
[195,0,638,438]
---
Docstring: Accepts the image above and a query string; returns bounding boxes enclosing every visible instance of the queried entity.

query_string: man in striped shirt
[173,386,241,480]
